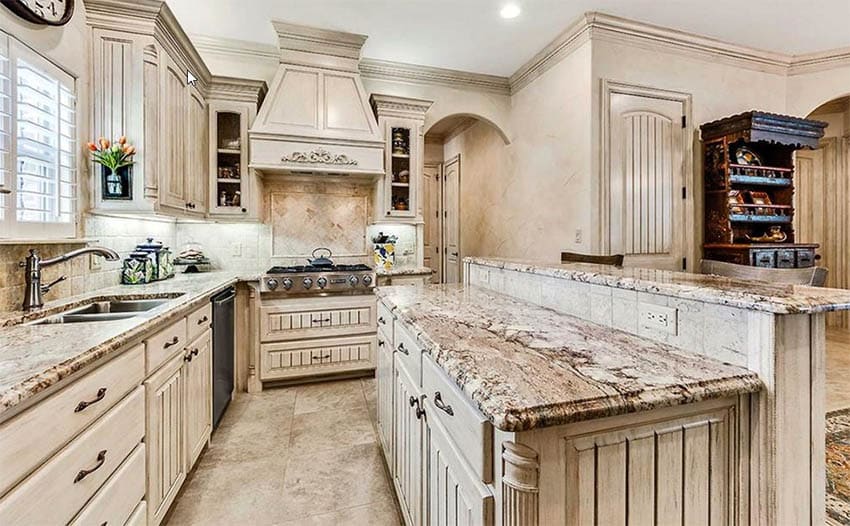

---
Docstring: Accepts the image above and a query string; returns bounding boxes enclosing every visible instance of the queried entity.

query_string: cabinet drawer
[125,501,147,526]
[146,318,188,374]
[261,335,376,380]
[187,303,212,343]
[422,354,494,483]
[751,250,776,268]
[70,443,145,526]
[0,386,145,524]
[0,344,144,496]
[776,249,796,269]
[260,296,376,342]
[797,249,816,268]
[377,301,394,339]
[394,320,422,383]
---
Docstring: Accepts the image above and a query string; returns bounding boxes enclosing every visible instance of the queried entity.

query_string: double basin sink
[30,296,182,325]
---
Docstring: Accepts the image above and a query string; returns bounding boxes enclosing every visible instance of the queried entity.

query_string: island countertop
[467,256,850,314]
[0,272,253,419]
[376,284,762,432]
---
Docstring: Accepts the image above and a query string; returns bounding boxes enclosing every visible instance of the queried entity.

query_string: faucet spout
[21,245,120,311]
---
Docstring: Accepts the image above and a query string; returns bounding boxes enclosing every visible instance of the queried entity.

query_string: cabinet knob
[397,343,409,355]
[241,208,247,213]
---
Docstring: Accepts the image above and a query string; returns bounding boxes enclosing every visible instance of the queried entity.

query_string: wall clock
[1,0,74,26]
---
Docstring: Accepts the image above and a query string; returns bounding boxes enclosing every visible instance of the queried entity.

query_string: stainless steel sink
[29,297,178,325]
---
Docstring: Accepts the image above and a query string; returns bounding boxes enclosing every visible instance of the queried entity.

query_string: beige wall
[788,65,850,117]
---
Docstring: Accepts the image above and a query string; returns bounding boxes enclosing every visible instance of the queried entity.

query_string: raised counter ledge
[467,256,850,314]
[0,272,246,418]
[376,284,761,432]
[375,266,434,277]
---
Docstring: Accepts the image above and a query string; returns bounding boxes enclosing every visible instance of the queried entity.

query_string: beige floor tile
[362,377,378,423]
[278,442,394,520]
[294,378,367,415]
[828,328,850,412]
[289,406,376,455]
[274,498,402,526]
[199,417,292,467]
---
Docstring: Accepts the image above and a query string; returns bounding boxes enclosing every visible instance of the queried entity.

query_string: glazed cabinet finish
[394,356,425,526]
[376,330,394,467]
[184,329,213,469]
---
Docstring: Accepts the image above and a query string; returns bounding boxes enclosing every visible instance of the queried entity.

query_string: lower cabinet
[376,331,394,467]
[393,356,425,525]
[185,330,213,469]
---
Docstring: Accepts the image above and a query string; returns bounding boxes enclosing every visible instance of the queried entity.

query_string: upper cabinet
[84,0,211,218]
[207,77,267,220]
[370,94,433,223]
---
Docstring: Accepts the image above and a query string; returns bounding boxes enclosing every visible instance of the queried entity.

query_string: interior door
[609,93,685,270]
[423,162,442,283]
[443,155,460,283]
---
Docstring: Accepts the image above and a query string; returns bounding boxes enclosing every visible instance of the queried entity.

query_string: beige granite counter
[376,284,761,432]
[0,272,246,418]
[467,256,850,314]
[375,266,434,277]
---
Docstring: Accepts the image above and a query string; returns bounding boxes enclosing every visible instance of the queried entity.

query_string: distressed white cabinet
[393,355,425,526]
[184,329,212,469]
[376,330,394,467]
[370,95,433,222]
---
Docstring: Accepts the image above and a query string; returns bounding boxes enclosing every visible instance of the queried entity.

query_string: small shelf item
[88,136,136,201]
[212,109,249,215]
[389,127,412,214]
[175,241,211,273]
[701,111,827,268]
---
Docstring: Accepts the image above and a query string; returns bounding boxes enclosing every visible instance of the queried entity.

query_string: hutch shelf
[701,111,827,268]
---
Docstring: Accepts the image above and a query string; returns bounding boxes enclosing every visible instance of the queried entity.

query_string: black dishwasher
[211,287,235,429]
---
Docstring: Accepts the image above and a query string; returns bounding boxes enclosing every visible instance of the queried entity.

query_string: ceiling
[168,0,850,77]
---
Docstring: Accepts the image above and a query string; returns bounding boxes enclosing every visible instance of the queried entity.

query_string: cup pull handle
[74,387,108,413]
[197,316,209,325]
[433,392,454,416]
[397,343,409,355]
[74,450,107,483]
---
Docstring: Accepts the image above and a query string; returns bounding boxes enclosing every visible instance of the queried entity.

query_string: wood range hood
[249,21,385,181]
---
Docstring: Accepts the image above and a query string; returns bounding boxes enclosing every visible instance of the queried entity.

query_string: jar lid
[136,237,164,252]
[128,250,152,260]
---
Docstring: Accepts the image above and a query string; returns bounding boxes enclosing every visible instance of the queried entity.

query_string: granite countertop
[468,256,850,315]
[376,266,434,277]
[0,272,243,418]
[376,284,762,432]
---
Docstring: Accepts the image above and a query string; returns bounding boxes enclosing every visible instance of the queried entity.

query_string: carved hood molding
[249,21,385,179]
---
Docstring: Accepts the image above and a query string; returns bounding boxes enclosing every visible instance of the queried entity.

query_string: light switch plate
[639,303,678,335]
[89,253,103,271]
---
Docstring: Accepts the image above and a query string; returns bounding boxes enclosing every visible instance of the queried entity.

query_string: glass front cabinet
[371,95,433,222]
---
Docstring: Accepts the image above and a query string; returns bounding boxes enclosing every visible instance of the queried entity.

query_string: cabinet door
[160,53,187,212]
[186,86,208,214]
[144,352,186,526]
[393,356,424,525]
[382,119,418,219]
[184,330,212,470]
[424,399,494,526]
[376,333,394,470]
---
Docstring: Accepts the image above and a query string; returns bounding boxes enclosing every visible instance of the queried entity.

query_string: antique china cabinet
[701,111,827,268]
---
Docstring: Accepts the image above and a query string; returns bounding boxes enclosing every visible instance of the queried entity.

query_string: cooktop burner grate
[266,264,372,274]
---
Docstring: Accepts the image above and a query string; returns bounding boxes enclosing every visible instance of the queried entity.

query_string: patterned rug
[827,408,850,524]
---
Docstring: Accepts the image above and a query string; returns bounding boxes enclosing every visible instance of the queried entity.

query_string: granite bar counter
[376,284,761,432]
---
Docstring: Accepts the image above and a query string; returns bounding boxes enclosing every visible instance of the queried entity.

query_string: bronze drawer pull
[416,395,426,420]
[163,336,179,349]
[197,316,209,325]
[74,450,107,483]
[74,387,107,413]
[378,339,384,347]
[397,343,409,355]
[433,392,454,416]
[311,353,332,361]
[378,316,386,325]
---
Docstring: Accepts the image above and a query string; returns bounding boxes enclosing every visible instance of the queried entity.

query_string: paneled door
[184,330,212,469]
[423,162,442,283]
[609,93,685,270]
[393,357,424,525]
[160,54,188,212]
[442,155,461,283]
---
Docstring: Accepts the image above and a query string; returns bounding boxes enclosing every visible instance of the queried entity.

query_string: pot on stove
[308,247,334,268]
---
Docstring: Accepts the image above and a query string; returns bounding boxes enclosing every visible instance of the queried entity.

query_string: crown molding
[360,58,511,96]
[208,76,268,105]
[509,13,593,92]
[370,93,433,119]
[191,34,279,61]
[789,47,850,75]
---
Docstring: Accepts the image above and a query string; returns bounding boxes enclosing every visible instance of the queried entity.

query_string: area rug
[827,408,850,524]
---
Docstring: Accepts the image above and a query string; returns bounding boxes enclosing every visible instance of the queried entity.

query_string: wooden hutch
[701,111,827,268]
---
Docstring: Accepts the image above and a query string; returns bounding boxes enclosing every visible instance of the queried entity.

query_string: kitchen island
[375,284,762,525]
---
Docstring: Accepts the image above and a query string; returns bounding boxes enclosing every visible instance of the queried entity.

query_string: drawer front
[70,443,145,526]
[751,249,776,268]
[797,249,816,268]
[260,296,376,342]
[377,301,394,339]
[125,501,147,526]
[776,249,796,269]
[422,354,494,483]
[186,303,212,343]
[393,320,422,383]
[261,335,376,380]
[0,386,145,525]
[145,317,188,374]
[0,344,144,496]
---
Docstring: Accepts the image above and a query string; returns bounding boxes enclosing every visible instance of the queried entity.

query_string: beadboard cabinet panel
[260,295,376,342]
[393,356,424,526]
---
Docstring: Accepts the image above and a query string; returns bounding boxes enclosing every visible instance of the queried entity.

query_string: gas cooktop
[266,264,372,274]
[260,264,375,294]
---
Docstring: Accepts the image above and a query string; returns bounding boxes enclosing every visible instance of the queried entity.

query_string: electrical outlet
[231,242,242,257]
[639,303,678,335]
[89,253,103,271]
[575,228,583,244]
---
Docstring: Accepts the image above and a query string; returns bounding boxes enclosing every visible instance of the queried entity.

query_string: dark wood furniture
[700,259,828,287]
[561,252,624,266]
[701,111,827,268]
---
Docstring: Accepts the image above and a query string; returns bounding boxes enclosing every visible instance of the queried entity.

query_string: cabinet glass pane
[215,111,242,209]
[390,127,411,213]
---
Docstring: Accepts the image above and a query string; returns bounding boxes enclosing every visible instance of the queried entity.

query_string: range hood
[249,21,385,179]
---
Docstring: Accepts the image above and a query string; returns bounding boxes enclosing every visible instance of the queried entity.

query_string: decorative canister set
[122,238,175,285]
[372,232,398,271]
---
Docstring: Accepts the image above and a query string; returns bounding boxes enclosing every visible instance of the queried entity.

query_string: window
[0,31,77,239]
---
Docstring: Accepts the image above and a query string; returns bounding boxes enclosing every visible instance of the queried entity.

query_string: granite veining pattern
[0,272,252,418]
[468,257,850,314]
[376,284,761,432]
[375,266,434,277]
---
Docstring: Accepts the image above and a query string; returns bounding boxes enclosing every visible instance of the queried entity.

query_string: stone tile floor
[165,377,402,526]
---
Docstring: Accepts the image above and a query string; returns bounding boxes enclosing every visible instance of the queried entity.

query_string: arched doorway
[422,114,510,283]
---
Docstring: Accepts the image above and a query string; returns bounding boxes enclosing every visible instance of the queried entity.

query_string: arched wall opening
[421,113,512,284]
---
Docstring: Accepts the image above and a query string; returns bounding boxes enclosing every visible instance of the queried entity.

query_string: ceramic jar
[122,251,155,285]
[135,238,174,281]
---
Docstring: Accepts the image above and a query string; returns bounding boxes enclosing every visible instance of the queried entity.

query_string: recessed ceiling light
[500,3,521,19]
